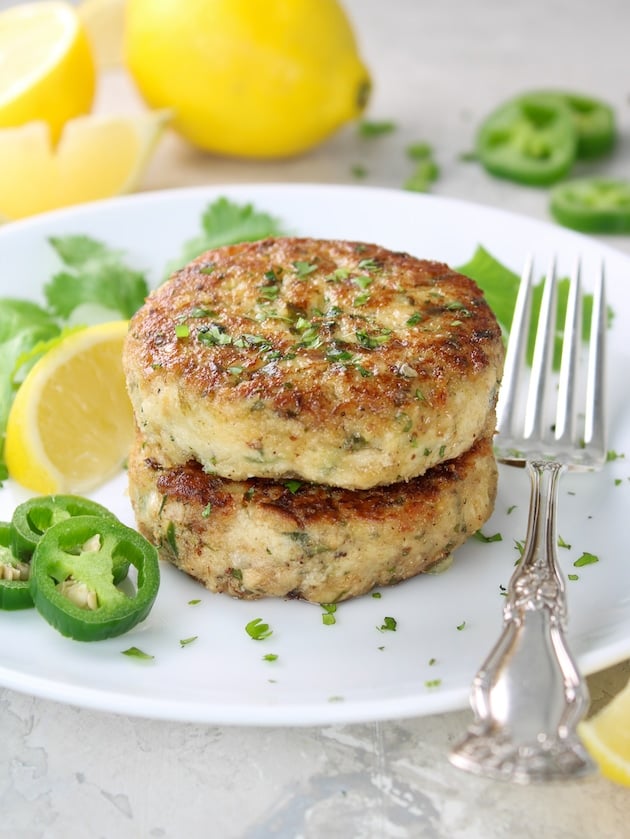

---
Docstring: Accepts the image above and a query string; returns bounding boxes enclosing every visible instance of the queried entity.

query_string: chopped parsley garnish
[474,530,503,543]
[607,450,626,462]
[573,552,599,567]
[321,603,337,625]
[377,616,397,632]
[351,163,368,178]
[456,621,467,631]
[568,573,579,581]
[262,653,278,662]
[424,679,442,688]
[179,636,198,648]
[359,119,396,138]
[292,260,317,278]
[165,522,178,558]
[188,599,201,606]
[283,480,302,494]
[245,618,273,640]
[121,646,154,660]
[371,591,382,599]
[557,535,571,549]
[406,141,433,161]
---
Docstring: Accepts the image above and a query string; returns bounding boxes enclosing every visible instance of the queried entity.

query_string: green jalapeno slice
[11,495,127,585]
[0,521,33,610]
[30,515,159,641]
[476,92,577,186]
[550,177,630,233]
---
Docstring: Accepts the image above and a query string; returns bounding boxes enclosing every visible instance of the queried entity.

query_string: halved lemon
[78,0,125,69]
[578,676,630,786]
[5,321,134,494]
[0,110,168,220]
[0,1,96,143]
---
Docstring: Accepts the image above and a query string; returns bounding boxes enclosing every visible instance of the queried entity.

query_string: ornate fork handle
[449,460,596,783]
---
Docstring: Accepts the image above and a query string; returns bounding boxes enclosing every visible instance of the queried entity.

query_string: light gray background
[2,1,630,837]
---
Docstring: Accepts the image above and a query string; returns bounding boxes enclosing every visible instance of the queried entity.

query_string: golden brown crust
[128,433,498,603]
[124,237,504,488]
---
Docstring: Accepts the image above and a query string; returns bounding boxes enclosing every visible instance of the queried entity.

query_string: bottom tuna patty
[128,433,498,604]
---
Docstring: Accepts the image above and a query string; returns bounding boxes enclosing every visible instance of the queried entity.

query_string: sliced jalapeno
[550,177,630,233]
[476,92,577,186]
[30,515,159,642]
[559,92,616,159]
[11,495,126,584]
[0,521,33,610]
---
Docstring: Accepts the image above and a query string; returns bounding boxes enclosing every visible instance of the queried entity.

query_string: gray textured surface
[2,0,630,836]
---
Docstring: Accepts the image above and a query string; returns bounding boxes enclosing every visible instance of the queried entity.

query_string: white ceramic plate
[1,183,629,726]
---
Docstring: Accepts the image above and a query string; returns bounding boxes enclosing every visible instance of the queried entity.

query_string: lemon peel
[5,321,134,494]
[0,110,169,221]
[0,0,96,143]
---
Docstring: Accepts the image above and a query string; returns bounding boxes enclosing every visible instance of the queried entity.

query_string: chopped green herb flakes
[245,617,273,640]
[121,646,154,660]
[378,616,397,632]
[573,552,599,567]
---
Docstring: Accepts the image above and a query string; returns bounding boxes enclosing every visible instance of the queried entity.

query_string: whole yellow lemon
[124,0,371,158]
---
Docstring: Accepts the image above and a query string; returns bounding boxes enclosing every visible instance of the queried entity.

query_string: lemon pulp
[5,321,134,494]
[0,0,96,143]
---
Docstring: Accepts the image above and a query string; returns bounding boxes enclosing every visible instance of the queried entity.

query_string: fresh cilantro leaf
[166,197,286,273]
[48,235,126,269]
[0,299,60,466]
[44,261,149,320]
[457,246,604,369]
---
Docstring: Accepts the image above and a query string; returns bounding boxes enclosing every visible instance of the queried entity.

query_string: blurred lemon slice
[5,321,134,494]
[578,677,630,786]
[0,110,168,220]
[0,0,96,143]
[78,0,125,69]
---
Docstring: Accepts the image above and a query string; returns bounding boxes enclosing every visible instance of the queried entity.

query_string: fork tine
[496,254,534,435]
[554,259,581,445]
[524,258,557,440]
[584,264,606,455]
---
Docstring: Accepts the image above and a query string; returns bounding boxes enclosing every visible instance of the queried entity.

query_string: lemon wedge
[0,110,168,221]
[78,0,125,69]
[0,1,96,143]
[578,676,630,786]
[5,321,134,494]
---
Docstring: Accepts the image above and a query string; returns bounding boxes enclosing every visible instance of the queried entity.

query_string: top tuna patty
[124,237,504,489]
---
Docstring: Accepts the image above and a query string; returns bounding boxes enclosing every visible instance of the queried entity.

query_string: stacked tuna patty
[123,237,505,602]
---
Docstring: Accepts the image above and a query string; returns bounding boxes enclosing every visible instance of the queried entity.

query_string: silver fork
[449,255,607,784]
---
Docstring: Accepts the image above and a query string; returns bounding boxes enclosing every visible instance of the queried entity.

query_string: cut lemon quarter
[0,1,96,143]
[0,110,168,220]
[78,0,125,69]
[5,321,134,495]
[578,676,630,786]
